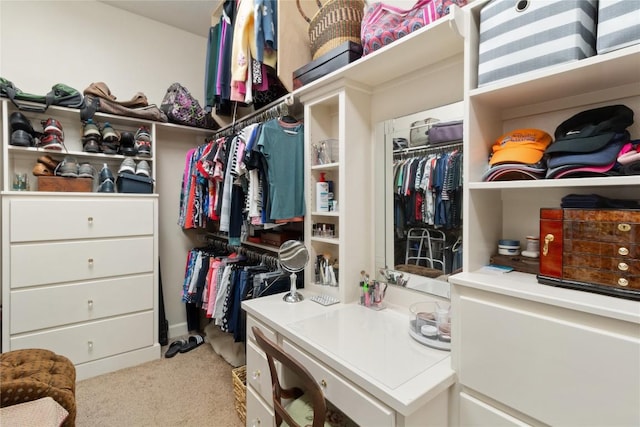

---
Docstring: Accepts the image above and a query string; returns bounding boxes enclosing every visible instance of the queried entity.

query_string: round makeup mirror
[278,240,309,303]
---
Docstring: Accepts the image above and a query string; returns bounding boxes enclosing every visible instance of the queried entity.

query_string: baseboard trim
[75,345,161,381]
[168,322,188,340]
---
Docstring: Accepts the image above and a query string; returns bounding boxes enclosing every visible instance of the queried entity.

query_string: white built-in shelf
[469,175,639,189]
[311,163,339,171]
[311,211,339,217]
[293,4,465,95]
[310,236,339,245]
[469,44,640,113]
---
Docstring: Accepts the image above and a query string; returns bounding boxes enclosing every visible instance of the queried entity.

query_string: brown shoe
[37,154,59,170]
[32,162,54,176]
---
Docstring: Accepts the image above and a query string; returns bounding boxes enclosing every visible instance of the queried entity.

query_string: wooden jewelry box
[538,208,640,300]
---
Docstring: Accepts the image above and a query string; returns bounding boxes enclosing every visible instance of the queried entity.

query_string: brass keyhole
[618,247,629,256]
[618,278,629,287]
[542,233,554,256]
[618,223,631,232]
[618,262,629,271]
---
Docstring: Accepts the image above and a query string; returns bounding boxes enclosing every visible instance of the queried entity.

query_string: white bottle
[316,173,329,212]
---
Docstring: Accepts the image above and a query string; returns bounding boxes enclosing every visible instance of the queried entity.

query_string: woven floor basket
[297,0,365,60]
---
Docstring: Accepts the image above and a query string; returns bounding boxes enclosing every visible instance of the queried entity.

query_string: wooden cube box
[37,177,93,192]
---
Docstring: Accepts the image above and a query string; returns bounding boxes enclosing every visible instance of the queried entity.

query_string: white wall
[1,0,211,337]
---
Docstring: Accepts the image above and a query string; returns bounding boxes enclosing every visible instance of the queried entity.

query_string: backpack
[160,83,217,129]
[0,78,83,112]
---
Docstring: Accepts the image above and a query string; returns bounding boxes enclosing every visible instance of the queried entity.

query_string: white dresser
[242,292,455,427]
[1,193,160,380]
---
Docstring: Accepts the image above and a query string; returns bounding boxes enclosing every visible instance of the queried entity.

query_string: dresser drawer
[247,316,277,345]
[9,198,154,242]
[247,340,275,408]
[459,392,531,426]
[282,339,394,427]
[10,311,154,365]
[10,274,154,333]
[11,237,154,288]
[247,382,275,427]
[565,240,638,259]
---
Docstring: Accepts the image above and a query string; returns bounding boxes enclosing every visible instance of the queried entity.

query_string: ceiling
[100,1,222,38]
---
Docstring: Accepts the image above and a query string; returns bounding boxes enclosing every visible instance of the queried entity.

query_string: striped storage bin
[477,0,597,87]
[597,0,640,55]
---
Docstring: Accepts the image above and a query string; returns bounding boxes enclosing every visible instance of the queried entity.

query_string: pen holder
[359,280,387,310]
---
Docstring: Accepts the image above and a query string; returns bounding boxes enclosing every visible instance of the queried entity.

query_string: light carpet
[75,341,244,427]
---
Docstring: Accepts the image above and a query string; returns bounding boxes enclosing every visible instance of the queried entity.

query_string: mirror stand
[283,272,303,302]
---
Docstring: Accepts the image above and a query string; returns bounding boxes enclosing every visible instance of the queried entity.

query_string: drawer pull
[618,223,631,232]
[618,262,629,271]
[542,234,554,256]
[88,258,94,266]
[88,300,93,309]
[618,278,629,287]
[88,341,93,350]
[252,370,261,380]
[320,379,327,388]
[251,418,261,427]
[618,247,629,256]
[88,216,93,224]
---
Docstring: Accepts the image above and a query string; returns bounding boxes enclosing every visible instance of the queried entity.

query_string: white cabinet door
[458,294,640,426]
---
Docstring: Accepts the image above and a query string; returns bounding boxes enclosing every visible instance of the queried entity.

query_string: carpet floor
[75,340,244,427]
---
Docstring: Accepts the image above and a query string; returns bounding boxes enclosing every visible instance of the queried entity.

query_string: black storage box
[293,41,362,89]
[116,173,154,194]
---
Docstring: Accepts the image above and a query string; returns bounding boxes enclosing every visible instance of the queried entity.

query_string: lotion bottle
[316,173,329,212]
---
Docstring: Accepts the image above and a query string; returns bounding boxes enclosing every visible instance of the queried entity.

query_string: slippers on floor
[180,335,205,353]
[165,339,187,358]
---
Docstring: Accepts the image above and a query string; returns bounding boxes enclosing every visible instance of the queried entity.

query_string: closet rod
[393,140,463,157]
[201,233,281,268]
[211,93,297,140]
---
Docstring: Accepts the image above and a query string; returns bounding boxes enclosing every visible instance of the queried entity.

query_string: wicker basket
[297,0,365,60]
[231,365,247,423]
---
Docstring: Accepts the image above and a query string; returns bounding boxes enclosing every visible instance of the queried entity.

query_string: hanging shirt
[257,118,306,220]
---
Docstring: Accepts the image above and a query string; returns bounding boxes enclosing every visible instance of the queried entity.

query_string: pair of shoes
[32,155,60,176]
[119,131,137,156]
[38,118,65,151]
[78,163,96,179]
[54,156,79,177]
[134,126,152,157]
[101,122,120,154]
[10,112,36,147]
[118,158,151,177]
[82,120,120,153]
[97,163,115,193]
[82,119,101,153]
[164,335,205,358]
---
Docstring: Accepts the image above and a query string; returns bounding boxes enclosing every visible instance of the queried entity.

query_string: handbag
[409,117,440,147]
[361,0,467,56]
[427,119,463,144]
[160,83,217,129]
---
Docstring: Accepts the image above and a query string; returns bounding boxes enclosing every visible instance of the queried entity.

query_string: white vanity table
[242,291,455,427]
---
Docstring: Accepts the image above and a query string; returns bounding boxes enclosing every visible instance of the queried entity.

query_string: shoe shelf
[1,100,162,193]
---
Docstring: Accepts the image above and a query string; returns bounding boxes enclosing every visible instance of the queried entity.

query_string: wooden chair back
[252,326,327,427]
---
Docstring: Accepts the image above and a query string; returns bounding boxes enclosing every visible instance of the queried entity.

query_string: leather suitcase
[538,208,640,300]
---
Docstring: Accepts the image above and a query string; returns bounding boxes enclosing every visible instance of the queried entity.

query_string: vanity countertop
[242,290,456,416]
